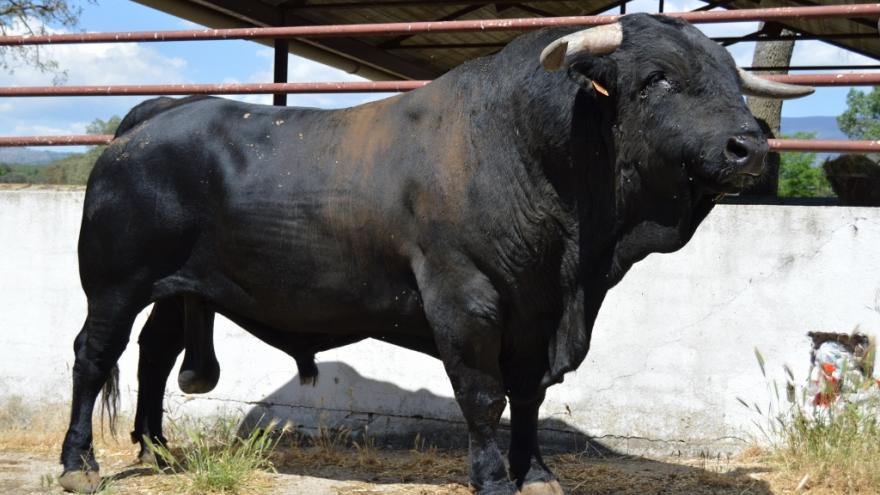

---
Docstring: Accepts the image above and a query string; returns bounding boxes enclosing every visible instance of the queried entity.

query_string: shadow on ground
[232,361,774,495]
[239,361,612,455]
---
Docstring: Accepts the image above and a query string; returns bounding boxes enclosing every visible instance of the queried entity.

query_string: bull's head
[539,14,812,196]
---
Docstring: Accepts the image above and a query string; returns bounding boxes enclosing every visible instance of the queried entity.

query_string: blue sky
[1,0,876,145]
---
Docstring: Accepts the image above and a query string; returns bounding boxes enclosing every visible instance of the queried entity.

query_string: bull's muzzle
[725,134,768,177]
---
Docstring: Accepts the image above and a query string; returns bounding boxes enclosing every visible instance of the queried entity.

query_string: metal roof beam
[287,0,576,10]
[154,0,440,79]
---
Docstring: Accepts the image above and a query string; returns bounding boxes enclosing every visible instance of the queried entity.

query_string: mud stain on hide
[107,120,150,151]
[335,99,397,180]
[434,119,477,224]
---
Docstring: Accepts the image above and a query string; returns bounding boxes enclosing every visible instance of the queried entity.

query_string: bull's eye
[639,72,676,100]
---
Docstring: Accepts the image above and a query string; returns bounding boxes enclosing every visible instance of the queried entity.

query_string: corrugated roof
[133,0,880,80]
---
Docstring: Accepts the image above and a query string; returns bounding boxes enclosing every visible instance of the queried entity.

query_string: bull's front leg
[509,393,563,495]
[416,261,516,495]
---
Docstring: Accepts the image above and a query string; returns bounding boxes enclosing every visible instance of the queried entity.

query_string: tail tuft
[100,364,120,437]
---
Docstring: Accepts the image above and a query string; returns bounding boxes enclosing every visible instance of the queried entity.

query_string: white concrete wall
[2,187,879,456]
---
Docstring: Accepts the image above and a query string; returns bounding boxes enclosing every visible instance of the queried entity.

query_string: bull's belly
[200,234,427,338]
[190,178,428,338]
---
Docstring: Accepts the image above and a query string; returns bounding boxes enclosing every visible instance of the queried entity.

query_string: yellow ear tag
[591,80,609,96]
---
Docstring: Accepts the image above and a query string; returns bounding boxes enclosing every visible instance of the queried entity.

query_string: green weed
[146,416,284,494]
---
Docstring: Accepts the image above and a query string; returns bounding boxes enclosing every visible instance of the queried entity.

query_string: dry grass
[0,396,132,461]
[272,428,467,486]
[3,396,875,494]
[0,400,777,494]
[742,348,880,494]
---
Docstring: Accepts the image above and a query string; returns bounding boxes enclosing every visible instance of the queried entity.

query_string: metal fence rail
[0,5,877,45]
[3,73,878,97]
[767,139,879,153]
[1,135,875,153]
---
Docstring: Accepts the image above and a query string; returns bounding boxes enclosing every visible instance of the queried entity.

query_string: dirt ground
[0,445,808,495]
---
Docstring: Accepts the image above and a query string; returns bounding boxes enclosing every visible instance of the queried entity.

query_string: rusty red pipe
[0,5,877,45]
[2,72,878,97]
[0,81,430,97]
[0,135,114,146]
[768,139,880,153]
[763,73,880,86]
[2,135,877,153]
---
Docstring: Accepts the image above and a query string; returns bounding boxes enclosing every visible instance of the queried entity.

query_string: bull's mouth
[687,166,761,196]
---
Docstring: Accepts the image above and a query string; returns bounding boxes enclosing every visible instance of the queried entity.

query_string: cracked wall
[2,188,879,457]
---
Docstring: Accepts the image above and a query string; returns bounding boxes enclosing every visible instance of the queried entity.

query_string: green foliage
[1,115,119,185]
[86,116,121,136]
[38,146,103,184]
[838,87,880,141]
[778,132,833,198]
[147,416,283,494]
[0,162,44,183]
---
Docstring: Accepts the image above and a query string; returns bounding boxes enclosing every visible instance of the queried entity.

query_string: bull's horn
[738,68,814,99]
[540,23,623,71]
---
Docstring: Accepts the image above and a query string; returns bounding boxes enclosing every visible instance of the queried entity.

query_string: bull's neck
[463,66,623,291]
[481,66,699,288]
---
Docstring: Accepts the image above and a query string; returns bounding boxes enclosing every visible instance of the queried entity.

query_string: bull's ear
[567,55,617,96]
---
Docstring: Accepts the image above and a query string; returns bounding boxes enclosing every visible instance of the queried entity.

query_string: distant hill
[0,148,73,166]
[781,116,846,163]
[781,116,846,140]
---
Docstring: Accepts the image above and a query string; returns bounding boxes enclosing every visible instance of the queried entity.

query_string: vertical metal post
[273,38,289,106]
[620,0,626,14]
[659,0,665,13]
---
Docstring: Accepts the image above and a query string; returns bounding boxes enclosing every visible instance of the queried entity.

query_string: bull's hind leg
[509,393,563,495]
[131,297,185,463]
[59,292,142,493]
[416,260,516,495]
[177,294,219,394]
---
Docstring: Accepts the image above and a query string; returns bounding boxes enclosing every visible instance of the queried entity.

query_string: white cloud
[792,40,879,72]
[0,18,187,86]
[0,20,189,141]
[11,121,88,136]
[0,42,187,87]
[223,50,392,109]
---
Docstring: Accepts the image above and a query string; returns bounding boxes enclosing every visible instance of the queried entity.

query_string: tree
[0,1,95,82]
[743,22,796,197]
[85,115,121,136]
[837,87,880,142]
[778,132,833,198]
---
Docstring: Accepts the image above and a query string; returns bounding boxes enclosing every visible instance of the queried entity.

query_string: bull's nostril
[726,137,750,161]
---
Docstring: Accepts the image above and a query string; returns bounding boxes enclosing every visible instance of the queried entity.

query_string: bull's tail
[115,95,214,138]
[100,364,120,437]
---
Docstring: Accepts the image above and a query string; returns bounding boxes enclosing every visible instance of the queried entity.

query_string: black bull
[59,14,808,495]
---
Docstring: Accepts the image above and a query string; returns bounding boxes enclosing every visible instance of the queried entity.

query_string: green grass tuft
[147,416,283,494]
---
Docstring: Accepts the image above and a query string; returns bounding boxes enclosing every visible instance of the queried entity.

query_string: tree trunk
[743,23,795,197]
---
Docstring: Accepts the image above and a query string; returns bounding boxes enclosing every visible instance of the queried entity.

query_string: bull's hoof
[137,447,158,466]
[177,369,219,394]
[520,480,565,495]
[137,445,173,472]
[58,470,102,493]
[474,480,519,495]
